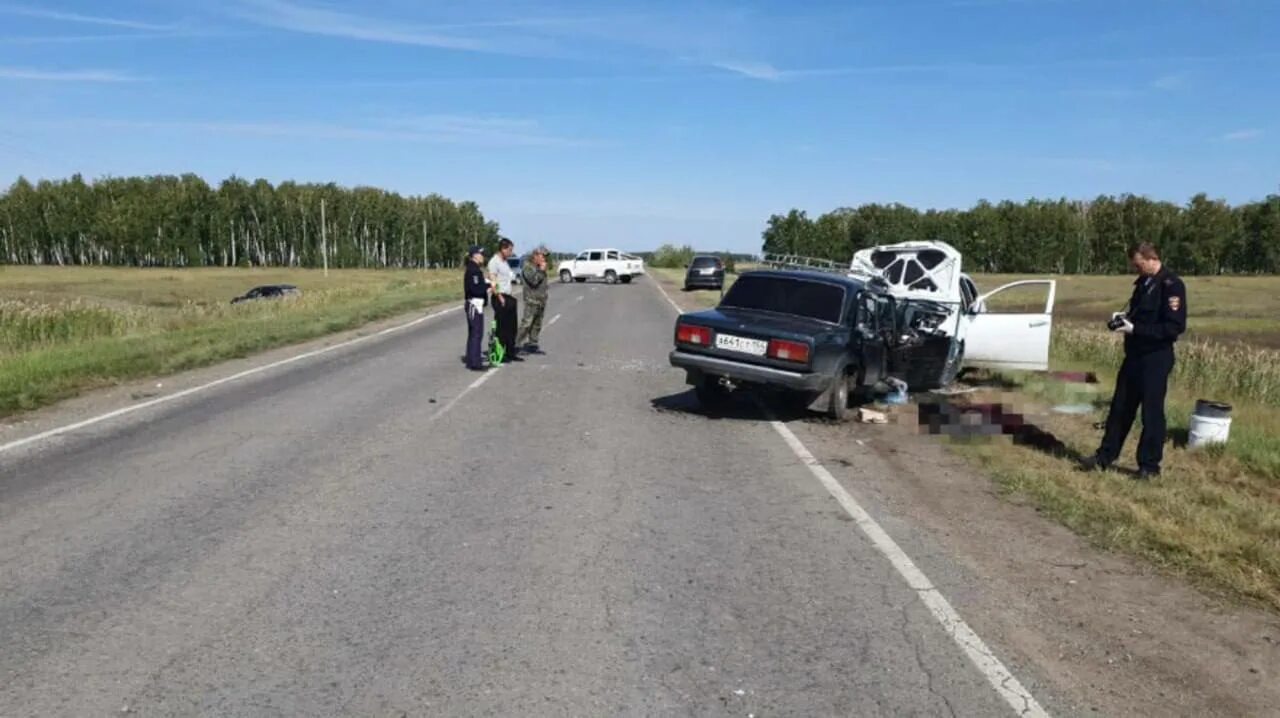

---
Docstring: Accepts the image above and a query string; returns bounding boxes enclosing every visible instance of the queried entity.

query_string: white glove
[467,297,484,316]
[1115,317,1134,335]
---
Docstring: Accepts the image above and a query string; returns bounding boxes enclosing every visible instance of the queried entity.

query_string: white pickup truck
[557,249,646,285]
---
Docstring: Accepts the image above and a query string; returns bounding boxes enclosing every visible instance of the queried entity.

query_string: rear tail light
[768,339,810,364]
[676,323,712,347]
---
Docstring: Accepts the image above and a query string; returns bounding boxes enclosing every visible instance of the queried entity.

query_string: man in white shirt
[486,238,521,362]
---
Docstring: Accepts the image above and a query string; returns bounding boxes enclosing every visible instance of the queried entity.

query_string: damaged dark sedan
[668,269,899,420]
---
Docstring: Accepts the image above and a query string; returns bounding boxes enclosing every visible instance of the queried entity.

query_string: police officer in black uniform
[463,244,490,371]
[1085,242,1187,479]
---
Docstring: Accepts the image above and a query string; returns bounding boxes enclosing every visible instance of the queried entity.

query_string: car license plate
[715,333,767,356]
[700,268,715,275]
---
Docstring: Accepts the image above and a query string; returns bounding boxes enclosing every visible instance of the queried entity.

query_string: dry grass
[955,283,1280,610]
[955,363,1280,611]
[0,267,459,416]
[975,273,1280,348]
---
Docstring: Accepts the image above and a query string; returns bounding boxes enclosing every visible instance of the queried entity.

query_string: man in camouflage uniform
[516,245,549,354]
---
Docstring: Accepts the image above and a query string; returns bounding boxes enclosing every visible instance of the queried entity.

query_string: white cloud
[233,0,506,53]
[0,66,144,82]
[712,61,783,81]
[1219,129,1263,142]
[0,3,175,31]
[1151,73,1185,91]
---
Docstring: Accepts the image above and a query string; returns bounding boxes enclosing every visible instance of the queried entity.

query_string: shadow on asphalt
[649,389,840,425]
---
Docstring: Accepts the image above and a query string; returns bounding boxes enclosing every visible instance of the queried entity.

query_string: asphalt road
[1,280,1057,716]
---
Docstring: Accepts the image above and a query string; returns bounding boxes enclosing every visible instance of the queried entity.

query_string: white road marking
[650,280,1048,716]
[768,420,1050,718]
[0,306,462,456]
[429,365,499,421]
[548,314,562,326]
[575,295,585,303]
[650,275,685,314]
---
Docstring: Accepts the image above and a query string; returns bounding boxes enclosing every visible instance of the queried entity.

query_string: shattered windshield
[720,275,846,323]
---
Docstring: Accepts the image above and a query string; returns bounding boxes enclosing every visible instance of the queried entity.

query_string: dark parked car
[670,268,933,420]
[508,256,523,285]
[683,255,725,291]
[231,284,300,304]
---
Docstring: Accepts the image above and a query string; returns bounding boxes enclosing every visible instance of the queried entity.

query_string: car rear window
[719,275,845,323]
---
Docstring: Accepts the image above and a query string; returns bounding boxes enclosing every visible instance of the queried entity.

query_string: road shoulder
[649,268,1280,717]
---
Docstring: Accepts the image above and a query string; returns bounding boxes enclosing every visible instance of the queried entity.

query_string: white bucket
[1188,405,1232,449]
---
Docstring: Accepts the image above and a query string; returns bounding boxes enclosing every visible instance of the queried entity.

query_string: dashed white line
[651,276,1049,716]
[769,420,1049,716]
[548,313,562,326]
[0,306,461,456]
[429,365,500,421]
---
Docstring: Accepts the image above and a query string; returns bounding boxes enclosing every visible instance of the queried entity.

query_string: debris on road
[857,408,888,424]
[884,378,909,405]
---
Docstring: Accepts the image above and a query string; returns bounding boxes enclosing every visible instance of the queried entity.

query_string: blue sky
[1,0,1277,254]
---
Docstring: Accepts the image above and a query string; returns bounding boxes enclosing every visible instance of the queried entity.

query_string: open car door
[963,280,1056,371]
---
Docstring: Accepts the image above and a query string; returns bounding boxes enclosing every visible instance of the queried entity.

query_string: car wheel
[940,342,964,387]
[604,270,618,285]
[826,370,851,421]
[620,275,632,284]
[560,270,572,283]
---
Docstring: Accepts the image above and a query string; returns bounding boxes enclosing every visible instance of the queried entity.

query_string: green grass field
[0,266,460,416]
[653,265,1280,611]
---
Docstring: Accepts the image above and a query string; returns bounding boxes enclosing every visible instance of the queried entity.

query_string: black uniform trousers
[1098,348,1174,472]
[493,293,518,358]
[464,300,485,369]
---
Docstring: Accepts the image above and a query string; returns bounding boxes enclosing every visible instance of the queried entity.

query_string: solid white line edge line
[649,274,1050,718]
[0,305,461,456]
[768,420,1050,718]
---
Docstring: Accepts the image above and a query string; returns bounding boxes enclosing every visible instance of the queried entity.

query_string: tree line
[640,245,750,272]
[762,193,1280,274]
[0,174,501,268]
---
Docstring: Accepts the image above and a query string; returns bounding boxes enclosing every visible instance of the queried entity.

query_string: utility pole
[320,198,329,278]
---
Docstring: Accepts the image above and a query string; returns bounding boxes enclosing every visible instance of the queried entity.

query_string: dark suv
[683,255,725,291]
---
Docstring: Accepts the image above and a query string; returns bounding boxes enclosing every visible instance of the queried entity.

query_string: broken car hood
[850,241,962,304]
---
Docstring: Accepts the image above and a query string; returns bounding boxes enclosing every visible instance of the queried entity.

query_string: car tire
[560,270,572,283]
[620,275,632,284]
[826,369,851,421]
[604,270,618,285]
[939,342,965,387]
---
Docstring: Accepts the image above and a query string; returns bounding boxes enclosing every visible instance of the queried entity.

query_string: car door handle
[1029,320,1049,328]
